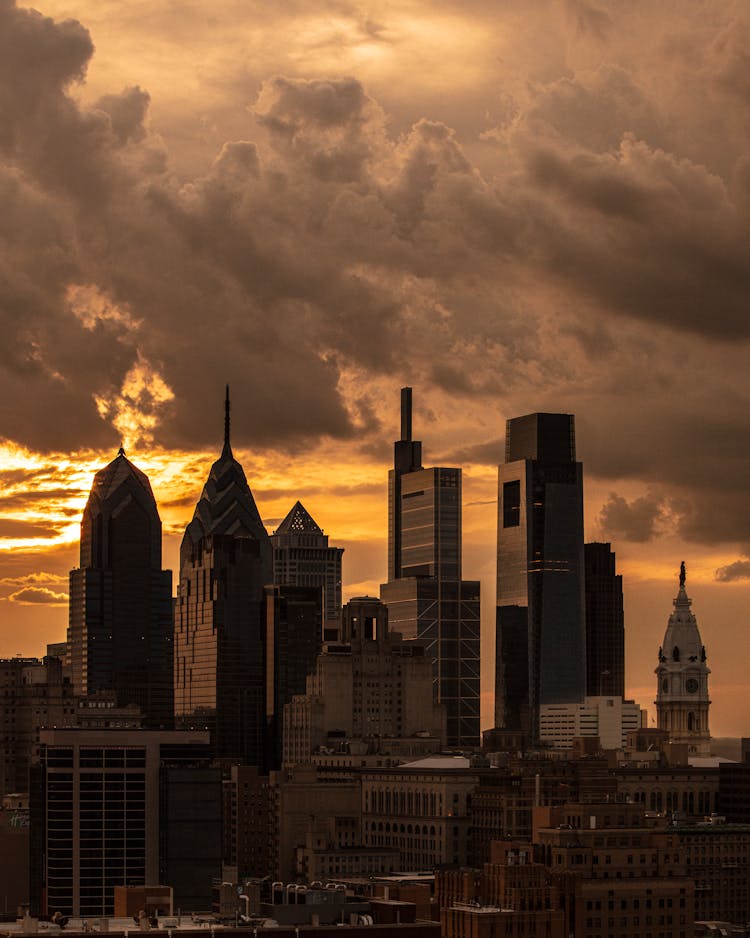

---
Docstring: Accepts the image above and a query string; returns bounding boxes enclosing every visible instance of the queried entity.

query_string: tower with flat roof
[495,412,586,740]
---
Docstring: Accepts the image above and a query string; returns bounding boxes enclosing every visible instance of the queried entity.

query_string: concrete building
[438,841,564,938]
[533,802,695,938]
[270,764,362,882]
[381,389,480,749]
[0,656,75,797]
[174,389,272,766]
[585,542,625,698]
[29,728,219,917]
[539,695,642,750]
[362,756,479,869]
[656,562,711,755]
[283,597,445,766]
[222,765,271,880]
[68,449,173,728]
[495,413,586,740]
[674,820,750,925]
[271,501,344,640]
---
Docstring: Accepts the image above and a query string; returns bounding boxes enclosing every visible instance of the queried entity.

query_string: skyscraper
[174,389,272,765]
[68,449,173,728]
[655,562,711,756]
[381,389,480,748]
[495,413,586,739]
[271,500,343,639]
[584,542,625,698]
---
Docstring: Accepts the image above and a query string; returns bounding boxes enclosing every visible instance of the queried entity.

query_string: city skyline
[2,0,750,737]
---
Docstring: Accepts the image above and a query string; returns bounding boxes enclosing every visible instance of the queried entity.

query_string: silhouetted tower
[381,388,480,748]
[495,413,586,740]
[174,388,272,765]
[68,449,173,727]
[271,501,343,640]
[585,542,625,697]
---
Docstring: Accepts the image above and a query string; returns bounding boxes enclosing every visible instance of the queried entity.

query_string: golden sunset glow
[2,0,750,738]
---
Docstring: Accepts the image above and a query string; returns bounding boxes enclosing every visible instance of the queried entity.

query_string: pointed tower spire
[222,384,232,458]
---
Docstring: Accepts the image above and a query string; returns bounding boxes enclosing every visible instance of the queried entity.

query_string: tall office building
[584,542,625,698]
[68,449,173,728]
[655,562,711,755]
[271,501,343,639]
[495,413,586,740]
[380,389,480,748]
[174,389,272,766]
[264,583,322,770]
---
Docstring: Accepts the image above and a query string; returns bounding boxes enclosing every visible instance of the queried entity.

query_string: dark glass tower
[495,413,586,739]
[174,389,272,766]
[68,449,173,727]
[381,388,480,748]
[584,542,624,698]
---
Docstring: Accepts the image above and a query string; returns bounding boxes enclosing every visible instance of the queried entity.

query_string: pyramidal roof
[90,447,154,502]
[660,562,706,664]
[183,388,268,546]
[274,500,323,536]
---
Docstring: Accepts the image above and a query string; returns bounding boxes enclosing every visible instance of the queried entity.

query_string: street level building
[68,449,173,727]
[495,413,586,740]
[29,728,220,918]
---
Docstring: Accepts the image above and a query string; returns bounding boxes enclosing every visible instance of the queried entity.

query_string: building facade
[381,389,480,748]
[585,542,625,698]
[283,597,445,765]
[30,728,219,917]
[271,501,343,639]
[656,562,711,755]
[68,449,173,728]
[539,696,641,750]
[495,413,586,740]
[174,390,272,766]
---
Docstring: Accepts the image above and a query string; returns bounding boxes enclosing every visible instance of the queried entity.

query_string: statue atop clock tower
[655,563,711,755]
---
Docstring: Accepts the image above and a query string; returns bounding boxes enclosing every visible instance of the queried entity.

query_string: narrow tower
[174,388,272,765]
[381,388,480,748]
[655,562,711,756]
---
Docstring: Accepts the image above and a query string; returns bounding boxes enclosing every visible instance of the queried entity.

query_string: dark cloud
[7,586,68,605]
[598,492,666,543]
[2,0,750,557]
[0,519,61,539]
[715,559,750,583]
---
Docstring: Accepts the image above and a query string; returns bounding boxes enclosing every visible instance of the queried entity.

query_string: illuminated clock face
[686,678,699,694]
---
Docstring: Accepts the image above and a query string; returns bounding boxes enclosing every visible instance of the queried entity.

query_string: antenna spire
[222,385,232,457]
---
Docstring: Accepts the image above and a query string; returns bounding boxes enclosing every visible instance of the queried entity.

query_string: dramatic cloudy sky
[2,0,750,735]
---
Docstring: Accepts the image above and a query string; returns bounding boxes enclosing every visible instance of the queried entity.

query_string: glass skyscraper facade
[68,449,173,728]
[381,388,480,748]
[495,413,586,739]
[584,542,625,698]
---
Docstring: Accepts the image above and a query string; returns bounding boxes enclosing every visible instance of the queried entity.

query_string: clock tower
[655,562,711,755]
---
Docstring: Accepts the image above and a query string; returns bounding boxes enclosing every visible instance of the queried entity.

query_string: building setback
[68,449,173,728]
